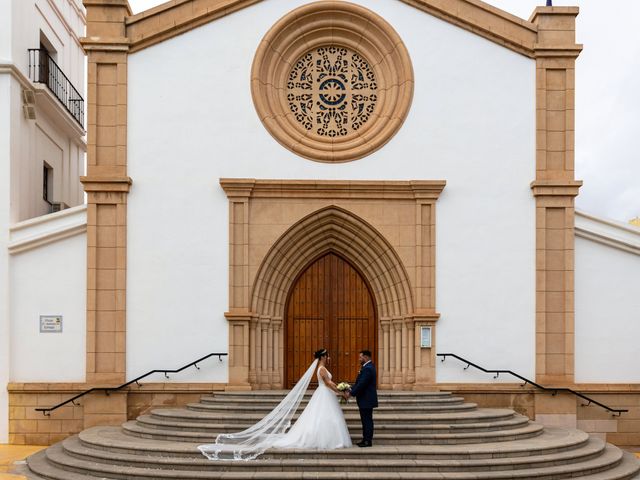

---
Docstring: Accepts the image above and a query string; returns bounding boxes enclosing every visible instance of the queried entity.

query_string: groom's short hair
[360,350,372,358]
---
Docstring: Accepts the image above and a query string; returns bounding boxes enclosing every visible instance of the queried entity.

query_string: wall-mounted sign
[420,326,432,348]
[40,315,63,333]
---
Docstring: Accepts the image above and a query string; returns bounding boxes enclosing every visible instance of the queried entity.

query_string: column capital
[530,7,582,59]
[82,0,131,48]
[530,180,582,197]
[81,176,132,193]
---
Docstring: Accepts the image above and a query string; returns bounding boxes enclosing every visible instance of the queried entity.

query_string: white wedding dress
[198,359,352,461]
[273,367,352,449]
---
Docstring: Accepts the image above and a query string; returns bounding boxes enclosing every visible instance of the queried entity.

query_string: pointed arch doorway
[285,252,377,388]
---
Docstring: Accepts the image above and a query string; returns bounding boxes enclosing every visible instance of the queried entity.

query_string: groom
[345,350,378,447]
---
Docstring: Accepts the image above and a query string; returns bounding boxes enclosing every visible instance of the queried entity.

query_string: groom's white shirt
[362,360,371,367]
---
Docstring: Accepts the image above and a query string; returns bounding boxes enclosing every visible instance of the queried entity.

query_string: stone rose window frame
[251,1,414,163]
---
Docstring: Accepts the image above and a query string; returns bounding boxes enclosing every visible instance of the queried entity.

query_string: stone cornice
[530,180,582,197]
[219,179,447,201]
[83,0,132,16]
[81,175,133,192]
[81,37,131,51]
[529,6,579,23]
[400,0,537,58]
[8,205,87,254]
[126,0,261,53]
[575,210,640,256]
[124,0,539,57]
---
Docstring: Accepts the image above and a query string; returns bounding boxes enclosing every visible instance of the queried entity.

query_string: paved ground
[0,445,46,479]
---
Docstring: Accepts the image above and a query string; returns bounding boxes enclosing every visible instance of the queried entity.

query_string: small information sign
[40,315,63,333]
[420,326,432,348]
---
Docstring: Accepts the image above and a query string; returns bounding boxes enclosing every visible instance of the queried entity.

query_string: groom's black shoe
[357,440,372,448]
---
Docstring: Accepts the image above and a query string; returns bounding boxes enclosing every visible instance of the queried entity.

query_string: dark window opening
[43,162,52,203]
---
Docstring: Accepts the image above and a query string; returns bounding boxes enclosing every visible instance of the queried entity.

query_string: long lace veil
[198,358,319,461]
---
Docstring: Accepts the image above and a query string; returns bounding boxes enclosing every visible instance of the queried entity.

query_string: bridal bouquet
[336,382,351,404]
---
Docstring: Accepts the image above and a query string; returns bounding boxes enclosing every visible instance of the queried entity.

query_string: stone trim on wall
[220,179,445,390]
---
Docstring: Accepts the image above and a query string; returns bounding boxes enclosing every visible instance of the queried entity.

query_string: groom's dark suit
[349,361,378,444]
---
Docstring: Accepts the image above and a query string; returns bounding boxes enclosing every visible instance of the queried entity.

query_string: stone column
[260,318,270,388]
[220,180,254,388]
[271,319,282,387]
[405,317,416,385]
[248,319,257,385]
[393,320,403,387]
[81,0,132,388]
[401,319,408,384]
[223,312,251,391]
[411,190,441,386]
[380,319,391,388]
[530,6,582,386]
[75,0,132,430]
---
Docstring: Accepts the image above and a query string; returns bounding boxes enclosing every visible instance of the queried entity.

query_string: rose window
[287,46,377,138]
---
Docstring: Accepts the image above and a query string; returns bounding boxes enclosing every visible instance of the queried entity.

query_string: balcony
[28,48,84,128]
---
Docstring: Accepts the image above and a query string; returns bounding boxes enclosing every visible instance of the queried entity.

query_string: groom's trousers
[359,408,374,442]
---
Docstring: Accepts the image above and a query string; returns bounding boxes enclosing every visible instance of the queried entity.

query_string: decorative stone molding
[220,178,445,389]
[251,1,414,162]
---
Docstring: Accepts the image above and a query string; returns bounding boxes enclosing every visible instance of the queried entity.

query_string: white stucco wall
[575,225,640,383]
[127,0,536,383]
[0,0,10,61]
[9,232,86,382]
[0,75,12,443]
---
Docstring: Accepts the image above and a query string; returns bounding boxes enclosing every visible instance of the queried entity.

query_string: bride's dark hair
[314,348,328,359]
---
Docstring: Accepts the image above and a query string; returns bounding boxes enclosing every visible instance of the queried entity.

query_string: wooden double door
[285,253,377,387]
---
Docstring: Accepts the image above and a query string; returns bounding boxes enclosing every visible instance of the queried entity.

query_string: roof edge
[125,0,538,57]
[575,210,640,256]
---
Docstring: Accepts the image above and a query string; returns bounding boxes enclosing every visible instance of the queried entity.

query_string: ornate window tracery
[251,1,413,163]
[287,46,377,138]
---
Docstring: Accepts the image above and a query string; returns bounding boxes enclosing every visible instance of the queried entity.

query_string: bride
[198,348,352,460]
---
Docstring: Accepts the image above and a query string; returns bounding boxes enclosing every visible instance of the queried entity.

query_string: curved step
[78,425,590,459]
[150,406,517,425]
[31,439,640,479]
[210,391,455,399]
[121,419,544,444]
[135,413,530,435]
[199,395,466,406]
[61,434,610,472]
[187,402,478,414]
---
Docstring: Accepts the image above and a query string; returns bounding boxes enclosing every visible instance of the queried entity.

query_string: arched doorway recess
[285,252,377,387]
[219,179,446,391]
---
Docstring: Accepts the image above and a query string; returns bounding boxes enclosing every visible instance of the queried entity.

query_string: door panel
[285,253,376,387]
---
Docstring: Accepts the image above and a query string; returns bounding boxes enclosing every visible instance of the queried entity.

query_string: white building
[1,0,639,450]
[0,0,86,443]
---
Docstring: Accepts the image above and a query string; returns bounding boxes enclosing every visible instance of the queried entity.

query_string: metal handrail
[437,352,628,416]
[28,48,85,127]
[35,352,228,416]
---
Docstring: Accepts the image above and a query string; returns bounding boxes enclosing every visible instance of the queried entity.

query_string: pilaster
[530,6,582,385]
[81,0,131,386]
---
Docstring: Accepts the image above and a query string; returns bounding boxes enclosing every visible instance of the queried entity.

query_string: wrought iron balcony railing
[28,48,85,128]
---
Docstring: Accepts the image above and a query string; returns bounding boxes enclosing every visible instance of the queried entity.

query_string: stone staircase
[21,390,640,479]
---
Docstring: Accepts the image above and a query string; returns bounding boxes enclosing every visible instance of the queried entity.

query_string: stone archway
[251,206,413,388]
[220,179,445,390]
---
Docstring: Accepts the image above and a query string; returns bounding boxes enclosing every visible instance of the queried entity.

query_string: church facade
[4,0,640,448]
